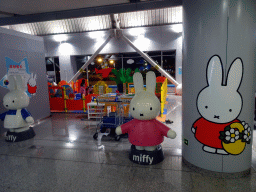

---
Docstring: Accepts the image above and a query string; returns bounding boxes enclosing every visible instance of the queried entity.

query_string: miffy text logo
[133,154,154,164]
[5,135,17,142]
[191,55,251,155]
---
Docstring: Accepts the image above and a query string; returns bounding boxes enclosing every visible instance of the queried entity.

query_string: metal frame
[68,28,181,90]
[119,30,179,86]
[68,33,113,83]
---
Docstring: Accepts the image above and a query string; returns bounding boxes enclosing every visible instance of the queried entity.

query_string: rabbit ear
[14,75,25,91]
[146,71,156,94]
[133,72,143,95]
[207,55,223,87]
[226,58,243,91]
[8,75,17,91]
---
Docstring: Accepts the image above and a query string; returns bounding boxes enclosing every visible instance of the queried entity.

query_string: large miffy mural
[192,55,251,155]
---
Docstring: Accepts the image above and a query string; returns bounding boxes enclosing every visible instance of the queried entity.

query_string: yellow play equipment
[122,76,168,118]
[159,78,168,118]
[93,81,109,95]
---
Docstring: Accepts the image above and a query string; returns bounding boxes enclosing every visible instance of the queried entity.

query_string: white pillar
[182,0,256,173]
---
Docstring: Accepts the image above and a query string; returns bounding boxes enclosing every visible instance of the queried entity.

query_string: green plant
[110,68,139,85]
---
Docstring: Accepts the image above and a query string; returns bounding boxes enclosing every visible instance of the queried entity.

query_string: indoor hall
[0,0,256,191]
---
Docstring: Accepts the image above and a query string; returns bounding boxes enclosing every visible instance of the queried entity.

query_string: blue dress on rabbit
[1,109,32,128]
[1,75,36,142]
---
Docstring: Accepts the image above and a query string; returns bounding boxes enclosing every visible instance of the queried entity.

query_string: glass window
[74,50,176,85]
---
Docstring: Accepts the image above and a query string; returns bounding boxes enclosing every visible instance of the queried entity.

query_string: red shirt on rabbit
[193,118,240,149]
[121,119,170,146]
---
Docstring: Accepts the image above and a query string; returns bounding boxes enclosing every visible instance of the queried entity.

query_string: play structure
[116,71,176,165]
[123,76,168,118]
[48,74,168,118]
[156,76,168,118]
[93,81,109,95]
[48,79,98,112]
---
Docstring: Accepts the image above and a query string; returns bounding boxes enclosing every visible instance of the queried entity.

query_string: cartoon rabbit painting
[0,75,35,142]
[27,73,37,96]
[116,71,176,152]
[192,55,251,155]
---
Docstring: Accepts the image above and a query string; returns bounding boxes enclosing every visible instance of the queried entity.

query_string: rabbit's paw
[216,149,228,155]
[203,146,216,153]
[167,130,177,139]
[26,116,34,124]
[191,127,196,133]
[135,146,145,150]
[115,126,122,135]
[145,146,157,151]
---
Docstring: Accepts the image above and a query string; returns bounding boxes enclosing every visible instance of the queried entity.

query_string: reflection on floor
[1,95,256,191]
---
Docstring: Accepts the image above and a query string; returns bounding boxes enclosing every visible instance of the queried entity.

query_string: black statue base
[5,127,36,142]
[129,145,164,165]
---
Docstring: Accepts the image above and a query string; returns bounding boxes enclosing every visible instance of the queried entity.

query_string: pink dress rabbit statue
[116,71,176,164]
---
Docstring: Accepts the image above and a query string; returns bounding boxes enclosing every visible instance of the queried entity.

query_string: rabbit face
[3,90,29,110]
[197,87,242,123]
[3,75,30,110]
[130,92,160,120]
[130,71,160,120]
[197,55,243,124]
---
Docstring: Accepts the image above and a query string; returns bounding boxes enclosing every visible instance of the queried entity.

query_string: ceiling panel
[119,6,182,28]
[1,6,182,36]
[2,14,112,35]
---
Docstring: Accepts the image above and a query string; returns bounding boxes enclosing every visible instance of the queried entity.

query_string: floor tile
[0,95,255,191]
[0,156,85,191]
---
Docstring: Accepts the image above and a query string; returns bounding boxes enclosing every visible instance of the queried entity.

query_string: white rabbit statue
[116,71,176,152]
[192,55,251,155]
[0,75,35,142]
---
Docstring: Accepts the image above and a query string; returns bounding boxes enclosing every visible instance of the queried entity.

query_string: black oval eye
[205,106,208,109]
[12,100,14,103]
[150,107,152,110]
[133,107,135,111]
[229,109,232,112]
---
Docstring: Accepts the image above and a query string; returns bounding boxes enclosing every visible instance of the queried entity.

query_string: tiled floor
[1,95,256,191]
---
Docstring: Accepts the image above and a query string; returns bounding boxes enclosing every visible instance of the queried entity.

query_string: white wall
[0,27,51,134]
[43,24,183,84]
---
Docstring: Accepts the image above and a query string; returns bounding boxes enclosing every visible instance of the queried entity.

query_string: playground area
[48,75,175,122]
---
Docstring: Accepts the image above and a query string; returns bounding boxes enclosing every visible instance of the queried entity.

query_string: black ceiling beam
[130,0,141,3]
[0,0,182,26]
[0,11,20,17]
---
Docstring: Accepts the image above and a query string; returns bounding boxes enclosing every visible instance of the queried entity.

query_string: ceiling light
[128,27,146,36]
[170,24,183,33]
[127,59,134,64]
[53,34,68,42]
[88,31,106,39]
[97,58,103,63]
